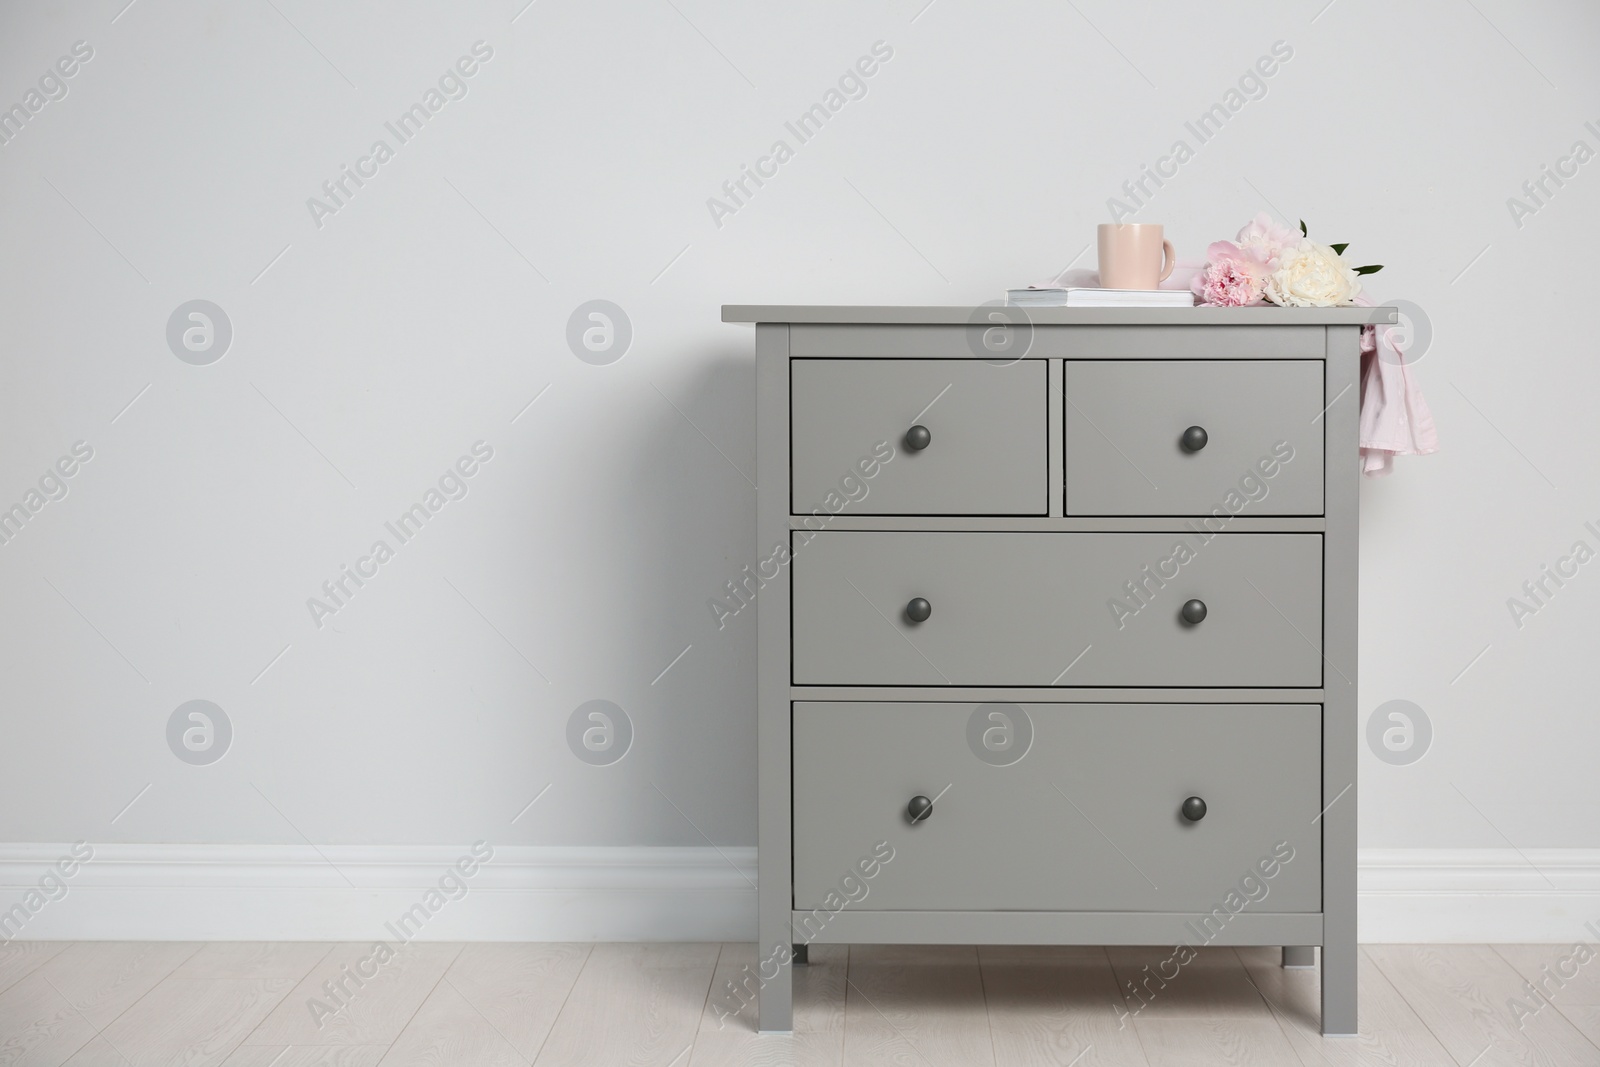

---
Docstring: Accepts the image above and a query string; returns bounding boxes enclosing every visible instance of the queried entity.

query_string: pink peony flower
[1235,212,1299,270]
[1191,240,1269,307]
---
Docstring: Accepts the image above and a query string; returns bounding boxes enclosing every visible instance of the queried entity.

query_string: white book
[1006,287,1194,308]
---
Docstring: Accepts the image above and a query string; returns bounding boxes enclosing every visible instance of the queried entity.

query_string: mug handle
[1159,239,1176,282]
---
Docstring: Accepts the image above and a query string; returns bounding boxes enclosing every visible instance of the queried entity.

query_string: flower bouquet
[1192,214,1382,307]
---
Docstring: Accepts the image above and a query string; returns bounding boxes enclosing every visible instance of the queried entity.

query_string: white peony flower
[1265,240,1363,307]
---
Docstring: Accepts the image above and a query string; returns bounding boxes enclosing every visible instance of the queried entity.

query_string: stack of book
[1005,287,1194,308]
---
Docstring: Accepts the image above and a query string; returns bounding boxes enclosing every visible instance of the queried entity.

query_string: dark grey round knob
[1180,425,1208,452]
[905,597,932,623]
[907,795,933,823]
[904,425,931,451]
[1181,796,1207,822]
[1180,599,1207,625]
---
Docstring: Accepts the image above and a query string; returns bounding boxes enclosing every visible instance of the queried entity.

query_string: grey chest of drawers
[727,304,1396,1037]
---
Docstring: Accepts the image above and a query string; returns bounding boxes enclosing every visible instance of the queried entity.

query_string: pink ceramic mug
[1097,224,1175,290]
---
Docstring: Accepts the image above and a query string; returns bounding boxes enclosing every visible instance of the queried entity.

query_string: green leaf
[1353,264,1384,275]
[1299,219,1308,236]
[1329,242,1349,255]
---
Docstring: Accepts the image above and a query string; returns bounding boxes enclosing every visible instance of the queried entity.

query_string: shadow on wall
[539,341,758,847]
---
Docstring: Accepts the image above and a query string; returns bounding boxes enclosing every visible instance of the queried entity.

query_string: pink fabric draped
[1354,294,1438,477]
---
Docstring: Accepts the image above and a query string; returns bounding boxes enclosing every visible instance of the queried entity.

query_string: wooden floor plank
[443,943,588,1062]
[0,968,98,1066]
[979,945,1150,1067]
[378,977,524,1067]
[1492,946,1600,1003]
[1105,946,1270,1022]
[173,943,335,981]
[63,977,297,1066]
[532,942,718,1067]
[220,1046,389,1066]
[244,942,462,1047]
[1367,944,1600,1067]
[1549,1005,1600,1052]
[1134,1018,1302,1067]
[0,941,69,997]
[844,945,995,1067]
[1236,946,1456,1066]
[38,942,200,1029]
[1494,945,1600,1057]
[1492,943,1600,1032]
[689,1029,843,1067]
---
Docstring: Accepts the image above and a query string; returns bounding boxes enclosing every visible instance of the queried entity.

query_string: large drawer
[790,359,1047,516]
[791,531,1323,687]
[1064,360,1325,516]
[793,702,1322,912]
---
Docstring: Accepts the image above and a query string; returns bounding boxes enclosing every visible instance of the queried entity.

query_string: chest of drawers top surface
[725,304,1396,325]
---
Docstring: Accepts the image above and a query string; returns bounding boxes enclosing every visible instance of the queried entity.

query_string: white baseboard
[1358,848,1600,943]
[0,844,757,942]
[3,845,1597,943]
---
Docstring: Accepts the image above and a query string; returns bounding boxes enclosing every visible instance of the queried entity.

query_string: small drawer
[793,702,1322,913]
[791,531,1322,687]
[1064,360,1325,516]
[790,359,1046,516]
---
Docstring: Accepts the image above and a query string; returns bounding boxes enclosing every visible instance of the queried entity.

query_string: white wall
[2,0,1597,939]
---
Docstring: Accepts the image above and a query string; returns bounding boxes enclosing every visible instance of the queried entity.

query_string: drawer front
[1064,360,1325,516]
[791,359,1047,515]
[793,702,1322,912]
[792,531,1322,686]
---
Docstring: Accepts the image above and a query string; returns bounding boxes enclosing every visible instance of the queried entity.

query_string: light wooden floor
[1,941,1596,1066]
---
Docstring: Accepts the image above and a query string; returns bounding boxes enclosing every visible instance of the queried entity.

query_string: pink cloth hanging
[1355,296,1438,477]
